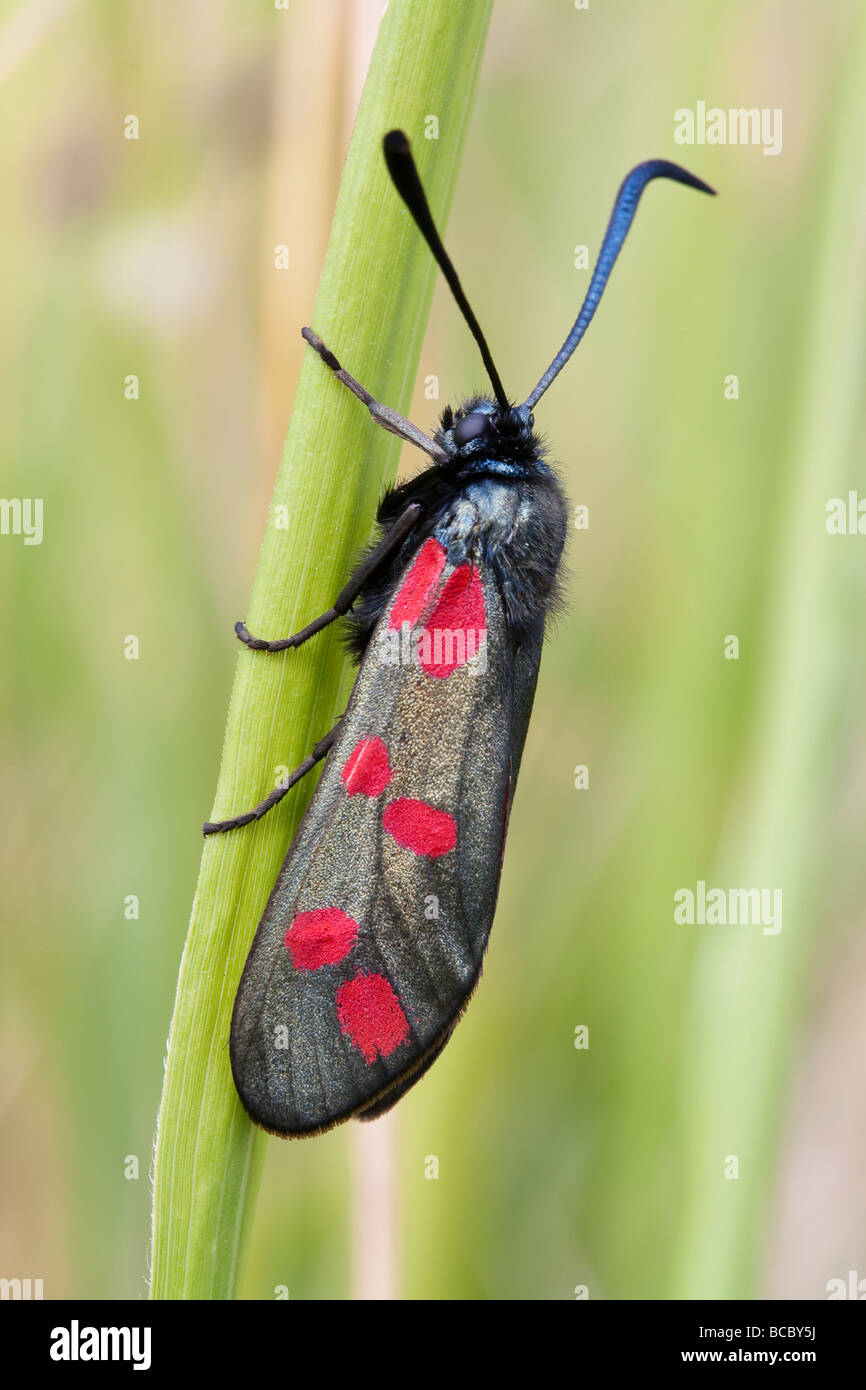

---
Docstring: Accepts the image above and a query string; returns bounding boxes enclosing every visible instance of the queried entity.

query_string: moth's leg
[236,500,423,652]
[301,327,449,466]
[202,723,340,836]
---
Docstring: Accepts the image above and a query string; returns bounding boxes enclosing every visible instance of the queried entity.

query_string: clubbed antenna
[383,129,510,412]
[524,160,716,409]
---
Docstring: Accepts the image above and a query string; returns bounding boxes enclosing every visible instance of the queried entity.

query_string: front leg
[236,501,423,652]
[302,327,448,466]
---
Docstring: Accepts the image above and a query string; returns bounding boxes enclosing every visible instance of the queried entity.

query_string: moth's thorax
[436,397,543,479]
[354,397,569,658]
[438,481,522,553]
[427,468,568,643]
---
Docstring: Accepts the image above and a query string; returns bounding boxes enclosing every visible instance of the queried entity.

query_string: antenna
[524,160,716,410]
[383,130,510,412]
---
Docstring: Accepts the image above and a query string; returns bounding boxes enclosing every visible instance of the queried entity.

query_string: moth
[204,131,714,1136]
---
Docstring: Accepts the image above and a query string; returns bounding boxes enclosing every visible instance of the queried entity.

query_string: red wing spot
[336,971,410,1064]
[341,737,393,797]
[383,797,457,858]
[420,563,486,678]
[389,537,446,630]
[285,908,360,970]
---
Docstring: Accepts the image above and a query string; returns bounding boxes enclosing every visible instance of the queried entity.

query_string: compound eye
[453,412,489,447]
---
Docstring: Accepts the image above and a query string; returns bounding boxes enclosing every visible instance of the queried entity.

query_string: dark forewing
[230,536,543,1135]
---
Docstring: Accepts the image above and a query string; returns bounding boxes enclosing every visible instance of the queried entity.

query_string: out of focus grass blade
[671,9,866,1297]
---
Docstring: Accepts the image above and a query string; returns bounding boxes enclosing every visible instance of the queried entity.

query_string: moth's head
[437,398,538,473]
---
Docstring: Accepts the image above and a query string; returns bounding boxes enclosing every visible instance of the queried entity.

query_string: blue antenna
[523,160,716,410]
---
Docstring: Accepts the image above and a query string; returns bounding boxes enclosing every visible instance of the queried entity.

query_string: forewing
[231,538,542,1135]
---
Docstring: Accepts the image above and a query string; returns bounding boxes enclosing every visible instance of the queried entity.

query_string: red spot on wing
[420,564,486,677]
[285,908,360,970]
[336,971,410,1064]
[383,797,457,857]
[390,537,446,630]
[341,736,392,797]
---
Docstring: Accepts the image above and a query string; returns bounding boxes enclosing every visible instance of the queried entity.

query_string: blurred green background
[2,0,865,1300]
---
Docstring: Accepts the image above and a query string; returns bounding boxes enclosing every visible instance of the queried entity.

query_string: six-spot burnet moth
[203,129,714,1137]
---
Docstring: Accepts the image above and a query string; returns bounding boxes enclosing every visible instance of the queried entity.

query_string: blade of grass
[670,7,866,1298]
[150,0,493,1301]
